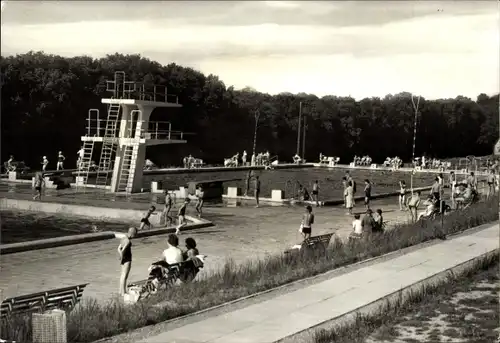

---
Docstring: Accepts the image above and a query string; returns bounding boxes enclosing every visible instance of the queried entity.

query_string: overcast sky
[1,1,498,99]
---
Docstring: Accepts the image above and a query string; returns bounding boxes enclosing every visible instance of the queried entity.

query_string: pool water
[0,211,129,244]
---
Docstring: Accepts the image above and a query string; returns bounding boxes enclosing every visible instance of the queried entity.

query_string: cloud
[2,1,494,27]
[1,1,498,99]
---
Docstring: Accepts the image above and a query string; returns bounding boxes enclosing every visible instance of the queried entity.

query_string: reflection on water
[1,210,129,244]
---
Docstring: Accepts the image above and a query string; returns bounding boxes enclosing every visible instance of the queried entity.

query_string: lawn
[1,195,498,343]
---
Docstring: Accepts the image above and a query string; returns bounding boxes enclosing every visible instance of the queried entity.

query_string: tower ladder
[75,140,95,193]
[116,118,143,194]
[95,103,121,188]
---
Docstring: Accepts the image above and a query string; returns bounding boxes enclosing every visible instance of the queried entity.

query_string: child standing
[163,191,173,226]
[33,172,45,200]
[311,180,320,207]
[176,198,190,235]
[364,179,372,209]
[139,206,155,230]
[195,185,204,218]
[399,180,407,211]
[300,205,315,240]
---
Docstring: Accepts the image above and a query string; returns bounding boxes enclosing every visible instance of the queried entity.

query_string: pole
[297,101,302,156]
[410,94,421,195]
[252,110,260,157]
[302,115,307,161]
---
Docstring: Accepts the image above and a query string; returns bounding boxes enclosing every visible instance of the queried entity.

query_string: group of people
[318,154,340,166]
[225,151,272,168]
[117,227,202,296]
[116,186,209,296]
[414,156,451,171]
[351,155,372,166]
[182,155,204,169]
[382,156,403,169]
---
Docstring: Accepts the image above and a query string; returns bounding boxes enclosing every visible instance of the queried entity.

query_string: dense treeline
[1,52,498,168]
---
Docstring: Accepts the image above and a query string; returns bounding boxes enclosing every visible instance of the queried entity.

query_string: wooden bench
[0,283,88,318]
[285,233,334,254]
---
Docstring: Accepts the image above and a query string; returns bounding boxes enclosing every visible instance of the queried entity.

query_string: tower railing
[106,77,179,104]
[84,118,188,141]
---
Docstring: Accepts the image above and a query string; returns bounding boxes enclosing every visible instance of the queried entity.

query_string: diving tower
[77,71,187,194]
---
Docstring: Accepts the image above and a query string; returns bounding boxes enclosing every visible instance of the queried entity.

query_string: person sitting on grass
[373,209,384,233]
[162,234,184,265]
[456,183,473,209]
[350,213,363,239]
[182,237,204,282]
[418,194,436,221]
[361,209,376,234]
[183,237,199,261]
[139,206,155,230]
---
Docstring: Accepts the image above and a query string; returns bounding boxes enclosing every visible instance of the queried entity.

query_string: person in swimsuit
[195,185,204,218]
[364,179,372,210]
[56,151,65,171]
[399,180,407,211]
[311,180,320,207]
[33,172,45,200]
[163,191,173,226]
[118,227,137,296]
[449,171,457,207]
[41,156,49,172]
[300,205,314,240]
[430,177,441,202]
[254,175,261,208]
[139,206,155,230]
[407,191,421,222]
[341,177,348,207]
[176,198,190,235]
[487,169,496,199]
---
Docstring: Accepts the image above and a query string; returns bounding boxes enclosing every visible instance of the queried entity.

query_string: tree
[1,51,498,168]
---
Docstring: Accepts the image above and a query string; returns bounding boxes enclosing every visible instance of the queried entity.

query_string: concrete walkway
[139,223,498,343]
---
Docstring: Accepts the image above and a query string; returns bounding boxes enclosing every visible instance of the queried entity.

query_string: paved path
[138,223,498,343]
[0,197,412,301]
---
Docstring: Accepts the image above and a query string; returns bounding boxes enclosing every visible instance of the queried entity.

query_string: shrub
[2,196,498,343]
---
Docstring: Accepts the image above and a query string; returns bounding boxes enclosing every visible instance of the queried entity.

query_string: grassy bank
[2,196,498,343]
[313,252,499,343]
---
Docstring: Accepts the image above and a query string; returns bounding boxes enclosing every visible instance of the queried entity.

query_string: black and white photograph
[0,1,499,342]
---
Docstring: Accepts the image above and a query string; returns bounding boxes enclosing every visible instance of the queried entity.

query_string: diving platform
[76,71,189,194]
[101,98,182,108]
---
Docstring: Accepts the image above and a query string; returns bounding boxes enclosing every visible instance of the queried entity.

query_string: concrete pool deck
[0,194,416,302]
[129,223,499,343]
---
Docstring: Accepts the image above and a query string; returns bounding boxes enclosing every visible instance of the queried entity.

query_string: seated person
[183,237,199,261]
[456,184,473,208]
[373,209,384,233]
[361,209,376,234]
[293,154,302,164]
[418,195,436,220]
[181,237,203,282]
[162,234,184,265]
[350,214,363,238]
